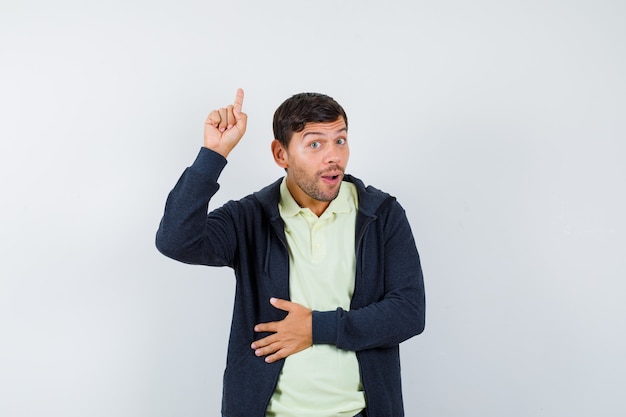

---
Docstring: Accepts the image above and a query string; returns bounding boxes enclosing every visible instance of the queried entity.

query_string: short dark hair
[273,92,348,147]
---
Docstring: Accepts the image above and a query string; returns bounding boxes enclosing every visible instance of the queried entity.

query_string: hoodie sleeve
[155,147,238,267]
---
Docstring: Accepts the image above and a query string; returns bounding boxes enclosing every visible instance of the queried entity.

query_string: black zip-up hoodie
[156,148,426,417]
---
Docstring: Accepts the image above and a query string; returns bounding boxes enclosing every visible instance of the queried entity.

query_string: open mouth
[321,173,342,184]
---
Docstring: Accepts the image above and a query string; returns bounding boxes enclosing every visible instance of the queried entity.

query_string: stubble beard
[292,165,344,202]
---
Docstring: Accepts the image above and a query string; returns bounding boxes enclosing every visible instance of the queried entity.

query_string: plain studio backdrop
[1,0,624,416]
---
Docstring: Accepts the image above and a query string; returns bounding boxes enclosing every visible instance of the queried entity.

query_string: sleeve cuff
[312,309,339,345]
[189,147,228,179]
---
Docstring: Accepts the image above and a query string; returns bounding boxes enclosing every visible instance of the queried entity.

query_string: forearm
[312,278,425,351]
[312,203,426,351]
[155,147,230,264]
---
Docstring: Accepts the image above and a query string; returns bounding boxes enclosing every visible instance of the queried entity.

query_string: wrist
[191,147,228,177]
[312,309,338,345]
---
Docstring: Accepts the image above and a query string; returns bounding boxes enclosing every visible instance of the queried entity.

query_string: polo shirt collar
[279,177,353,218]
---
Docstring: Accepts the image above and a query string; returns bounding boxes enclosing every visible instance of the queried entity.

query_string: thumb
[234,106,248,123]
[233,107,248,137]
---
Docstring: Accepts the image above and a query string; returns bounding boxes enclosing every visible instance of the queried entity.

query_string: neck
[285,179,331,217]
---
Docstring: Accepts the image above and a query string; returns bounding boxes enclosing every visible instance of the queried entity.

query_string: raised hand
[251,298,313,363]
[204,88,248,158]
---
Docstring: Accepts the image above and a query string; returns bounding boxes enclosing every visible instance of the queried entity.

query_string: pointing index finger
[233,88,244,113]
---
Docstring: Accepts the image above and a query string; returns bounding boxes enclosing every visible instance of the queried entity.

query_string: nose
[324,146,341,165]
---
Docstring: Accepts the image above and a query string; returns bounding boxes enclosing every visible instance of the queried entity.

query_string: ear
[271,140,288,169]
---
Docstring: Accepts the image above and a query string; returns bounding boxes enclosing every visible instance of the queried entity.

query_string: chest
[282,210,357,310]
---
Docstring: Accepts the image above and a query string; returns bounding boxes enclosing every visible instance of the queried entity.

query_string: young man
[156,89,425,417]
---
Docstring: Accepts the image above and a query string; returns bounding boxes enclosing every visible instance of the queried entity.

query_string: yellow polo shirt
[266,179,366,417]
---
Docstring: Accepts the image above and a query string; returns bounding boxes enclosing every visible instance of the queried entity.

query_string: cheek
[292,151,320,168]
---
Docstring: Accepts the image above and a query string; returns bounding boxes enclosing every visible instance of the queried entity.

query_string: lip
[320,171,343,185]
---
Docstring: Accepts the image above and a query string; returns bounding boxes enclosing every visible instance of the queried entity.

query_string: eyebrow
[302,128,347,139]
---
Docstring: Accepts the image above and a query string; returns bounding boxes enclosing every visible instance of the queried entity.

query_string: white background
[1,0,625,416]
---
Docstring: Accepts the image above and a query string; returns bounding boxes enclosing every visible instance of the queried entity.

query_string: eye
[336,138,346,145]
[309,141,321,149]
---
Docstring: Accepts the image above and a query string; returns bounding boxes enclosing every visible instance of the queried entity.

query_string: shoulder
[223,177,283,220]
[344,174,398,215]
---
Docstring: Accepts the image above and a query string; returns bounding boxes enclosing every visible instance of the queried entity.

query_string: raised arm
[156,89,248,265]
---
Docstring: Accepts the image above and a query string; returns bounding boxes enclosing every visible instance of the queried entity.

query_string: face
[272,118,349,214]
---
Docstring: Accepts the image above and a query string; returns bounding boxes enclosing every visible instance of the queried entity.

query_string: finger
[269,297,293,312]
[253,340,284,361]
[233,88,244,113]
[206,110,221,127]
[253,342,281,358]
[254,321,279,333]
[225,105,235,129]
[264,348,288,363]
[217,108,228,131]
[251,333,278,349]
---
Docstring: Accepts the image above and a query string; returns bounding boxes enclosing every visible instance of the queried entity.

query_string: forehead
[299,118,347,137]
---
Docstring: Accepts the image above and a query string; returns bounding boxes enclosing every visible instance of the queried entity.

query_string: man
[156,89,425,417]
